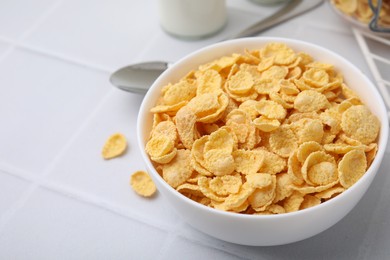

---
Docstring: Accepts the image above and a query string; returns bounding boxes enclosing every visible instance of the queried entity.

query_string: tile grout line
[0,0,63,65]
[39,179,173,232]
[0,36,112,74]
[0,0,70,233]
[176,231,255,260]
[0,89,115,233]
[0,0,112,75]
[17,0,65,42]
[0,163,37,184]
[0,23,161,232]
[155,221,186,260]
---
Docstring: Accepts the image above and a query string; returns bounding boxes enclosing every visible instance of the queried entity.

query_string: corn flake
[130,171,157,197]
[341,105,380,145]
[294,90,330,112]
[338,149,367,188]
[102,133,127,159]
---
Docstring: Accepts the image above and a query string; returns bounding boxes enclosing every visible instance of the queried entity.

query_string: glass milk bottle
[158,0,227,40]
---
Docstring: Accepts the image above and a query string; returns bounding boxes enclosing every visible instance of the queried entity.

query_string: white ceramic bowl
[137,37,389,246]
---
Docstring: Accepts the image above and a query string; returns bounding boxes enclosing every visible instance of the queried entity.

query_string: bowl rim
[137,36,389,220]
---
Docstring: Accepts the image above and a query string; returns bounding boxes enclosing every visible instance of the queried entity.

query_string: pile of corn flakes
[332,0,390,27]
[145,42,380,215]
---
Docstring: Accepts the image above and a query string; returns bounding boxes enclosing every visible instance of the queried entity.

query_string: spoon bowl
[109,61,171,94]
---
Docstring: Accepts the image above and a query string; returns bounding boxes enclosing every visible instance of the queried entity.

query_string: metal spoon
[110,0,323,94]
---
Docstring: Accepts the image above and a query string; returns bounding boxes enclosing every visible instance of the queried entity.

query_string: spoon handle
[225,0,324,40]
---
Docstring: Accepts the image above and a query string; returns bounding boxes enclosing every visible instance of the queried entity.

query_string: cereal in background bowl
[330,0,390,33]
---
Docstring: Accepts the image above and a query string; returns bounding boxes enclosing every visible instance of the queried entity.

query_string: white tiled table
[0,0,389,259]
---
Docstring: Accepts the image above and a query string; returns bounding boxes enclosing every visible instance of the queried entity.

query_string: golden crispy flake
[297,52,313,67]
[291,180,338,194]
[150,100,188,115]
[366,143,378,167]
[162,149,193,188]
[254,78,280,94]
[151,121,177,143]
[294,90,330,112]
[176,183,204,197]
[146,135,174,158]
[253,116,281,132]
[239,100,260,120]
[279,79,299,95]
[246,173,273,189]
[204,149,235,176]
[300,195,321,210]
[338,149,367,188]
[287,151,305,185]
[306,61,334,71]
[249,175,276,211]
[199,55,238,72]
[187,93,218,118]
[301,151,338,186]
[226,109,251,142]
[341,105,380,145]
[261,65,289,80]
[260,43,297,65]
[315,185,345,200]
[254,148,287,174]
[216,182,255,211]
[291,118,324,144]
[227,70,254,94]
[303,68,329,87]
[320,108,342,135]
[130,171,157,197]
[273,173,293,203]
[266,204,286,214]
[191,156,213,177]
[286,66,302,80]
[209,174,242,196]
[204,128,234,153]
[297,141,323,163]
[198,176,226,202]
[198,93,229,123]
[268,92,294,109]
[102,133,127,159]
[233,150,264,175]
[257,56,274,72]
[175,106,197,149]
[196,69,222,95]
[151,148,177,164]
[269,125,298,158]
[255,100,287,120]
[283,191,305,213]
[323,143,365,154]
[163,80,197,106]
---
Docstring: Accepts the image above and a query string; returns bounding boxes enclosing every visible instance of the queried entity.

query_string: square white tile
[0,0,58,40]
[0,48,110,175]
[0,171,30,216]
[160,236,242,260]
[23,0,160,70]
[46,88,183,227]
[0,187,169,259]
[0,41,11,57]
